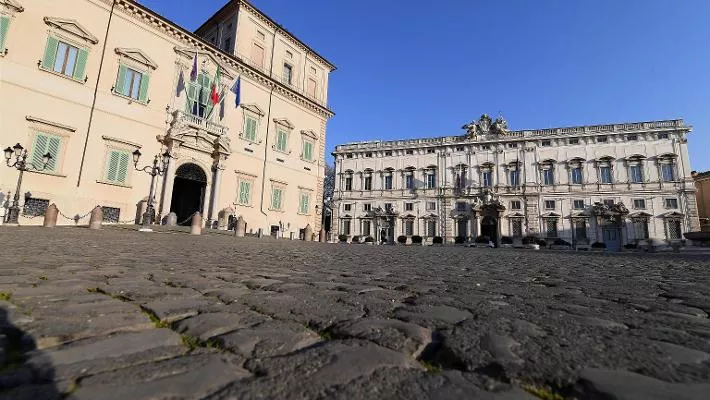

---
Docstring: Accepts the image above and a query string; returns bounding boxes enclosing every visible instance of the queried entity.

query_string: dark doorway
[270,225,280,238]
[480,216,497,245]
[170,163,207,225]
[603,228,622,252]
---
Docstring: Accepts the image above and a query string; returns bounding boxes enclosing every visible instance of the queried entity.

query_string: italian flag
[210,66,221,105]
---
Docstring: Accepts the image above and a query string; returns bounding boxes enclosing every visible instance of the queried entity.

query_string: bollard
[43,204,58,228]
[190,212,202,235]
[303,224,313,242]
[319,228,327,243]
[235,216,246,237]
[88,206,103,230]
[257,228,263,238]
[166,212,177,227]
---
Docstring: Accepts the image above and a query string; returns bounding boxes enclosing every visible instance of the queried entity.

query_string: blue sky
[140,0,710,171]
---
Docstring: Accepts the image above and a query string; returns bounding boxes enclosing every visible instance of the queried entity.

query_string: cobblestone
[0,226,709,399]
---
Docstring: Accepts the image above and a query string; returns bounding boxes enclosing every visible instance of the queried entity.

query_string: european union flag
[231,76,241,107]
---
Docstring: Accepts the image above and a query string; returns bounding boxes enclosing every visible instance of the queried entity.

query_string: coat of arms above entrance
[463,114,510,139]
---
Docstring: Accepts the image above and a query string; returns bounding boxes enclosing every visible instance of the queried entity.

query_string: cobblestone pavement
[1,226,709,399]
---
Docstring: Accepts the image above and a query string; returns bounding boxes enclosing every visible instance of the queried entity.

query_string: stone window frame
[382,167,395,190]
[625,154,647,184]
[112,48,158,105]
[404,202,414,212]
[97,136,142,188]
[343,203,352,212]
[363,203,372,212]
[0,0,24,57]
[300,129,318,163]
[25,116,75,178]
[424,165,437,190]
[239,104,265,144]
[595,156,616,185]
[297,186,313,216]
[543,217,559,238]
[341,218,352,235]
[539,159,556,186]
[572,199,585,210]
[235,170,258,207]
[39,17,98,84]
[343,169,354,191]
[404,218,415,236]
[478,162,494,188]
[403,166,416,190]
[505,161,521,188]
[269,179,287,212]
[453,163,467,189]
[510,218,524,238]
[363,168,374,191]
[566,157,586,185]
[272,118,294,155]
[662,213,684,240]
[664,197,679,209]
[632,198,646,210]
[544,200,556,210]
[426,201,437,211]
[656,153,679,182]
[510,200,522,210]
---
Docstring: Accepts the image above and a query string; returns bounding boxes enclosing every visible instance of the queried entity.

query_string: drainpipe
[259,87,275,218]
[77,0,116,187]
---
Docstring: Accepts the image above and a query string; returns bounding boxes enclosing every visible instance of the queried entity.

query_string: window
[31,132,61,172]
[511,220,523,238]
[426,173,436,189]
[508,143,518,148]
[405,220,414,236]
[243,116,258,142]
[41,38,88,81]
[365,152,372,158]
[363,203,372,212]
[629,165,643,183]
[635,220,649,240]
[427,220,437,237]
[257,30,265,41]
[665,198,678,209]
[384,203,393,212]
[545,219,558,238]
[345,176,353,191]
[406,149,414,155]
[426,148,435,154]
[271,187,283,210]
[603,199,615,207]
[659,133,669,140]
[456,146,465,152]
[102,206,121,223]
[275,129,288,152]
[597,136,608,143]
[426,202,436,211]
[0,15,10,54]
[481,145,491,150]
[384,175,393,190]
[298,193,310,214]
[627,134,638,141]
[509,170,520,187]
[456,202,466,212]
[364,176,372,191]
[633,199,646,209]
[661,164,675,182]
[362,220,371,236]
[511,200,521,210]
[600,166,613,184]
[306,78,317,98]
[667,219,682,240]
[405,202,414,211]
[482,171,492,187]
[344,203,352,212]
[574,220,587,239]
[223,37,232,52]
[542,169,554,185]
[573,200,585,209]
[282,63,293,85]
[571,167,583,184]
[285,50,293,59]
[302,140,314,161]
[186,72,213,118]
[114,66,148,102]
[544,200,556,210]
[541,140,552,147]
[104,149,130,184]
[342,219,351,235]
[384,151,392,156]
[237,181,252,205]
[569,138,579,145]
[405,174,414,190]
[23,198,49,217]
[251,43,265,68]
[346,153,353,159]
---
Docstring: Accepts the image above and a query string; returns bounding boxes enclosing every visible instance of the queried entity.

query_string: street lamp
[3,143,52,224]
[133,149,171,231]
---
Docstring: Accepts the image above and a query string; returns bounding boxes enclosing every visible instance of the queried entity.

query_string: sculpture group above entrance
[463,114,510,139]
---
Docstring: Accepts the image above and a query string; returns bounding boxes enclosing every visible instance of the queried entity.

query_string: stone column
[207,164,223,227]
[159,155,176,222]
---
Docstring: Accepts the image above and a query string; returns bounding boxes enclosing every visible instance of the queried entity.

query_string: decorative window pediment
[541,212,561,218]
[273,118,294,129]
[300,129,319,140]
[1,0,24,13]
[241,103,264,116]
[44,17,98,44]
[115,48,158,70]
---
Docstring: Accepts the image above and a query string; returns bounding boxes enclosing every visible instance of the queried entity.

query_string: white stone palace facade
[0,0,334,236]
[332,115,700,250]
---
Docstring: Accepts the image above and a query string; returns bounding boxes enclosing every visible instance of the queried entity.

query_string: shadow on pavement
[0,307,61,400]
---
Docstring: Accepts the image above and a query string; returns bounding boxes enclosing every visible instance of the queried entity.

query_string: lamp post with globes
[3,143,52,224]
[132,149,170,231]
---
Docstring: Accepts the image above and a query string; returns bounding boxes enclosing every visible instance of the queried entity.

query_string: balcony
[174,110,228,136]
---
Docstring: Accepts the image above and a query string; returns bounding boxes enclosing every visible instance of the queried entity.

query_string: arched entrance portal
[170,163,207,225]
[480,216,497,244]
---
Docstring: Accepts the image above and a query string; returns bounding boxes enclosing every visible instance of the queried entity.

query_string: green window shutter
[46,135,61,171]
[73,48,88,81]
[138,73,150,103]
[0,16,10,53]
[185,82,196,113]
[106,151,120,181]
[244,182,250,204]
[245,117,256,141]
[116,152,129,183]
[304,195,309,212]
[115,65,127,95]
[41,36,59,70]
[31,134,49,167]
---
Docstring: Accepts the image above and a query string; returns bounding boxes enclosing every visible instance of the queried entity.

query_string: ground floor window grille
[634,220,649,240]
[666,219,682,240]
[545,218,558,238]
[362,220,371,236]
[427,220,437,237]
[457,219,468,238]
[23,198,49,217]
[574,220,587,239]
[102,206,121,223]
[511,219,523,238]
[405,220,414,236]
[342,220,351,235]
